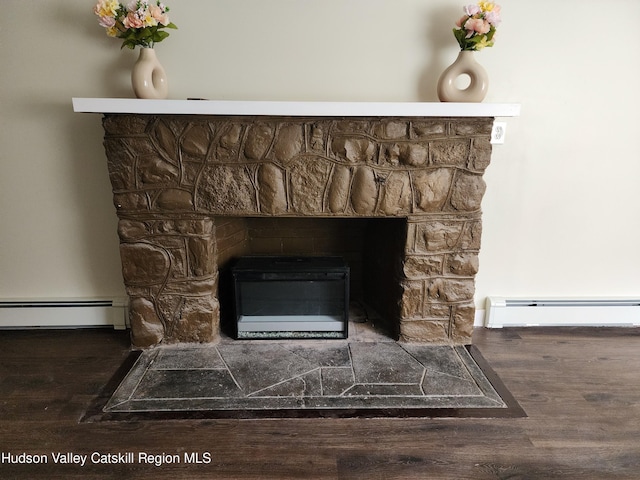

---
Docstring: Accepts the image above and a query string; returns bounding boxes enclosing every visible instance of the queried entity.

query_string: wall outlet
[491,121,507,144]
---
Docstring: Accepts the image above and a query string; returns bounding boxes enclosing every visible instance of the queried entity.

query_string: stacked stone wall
[102,114,493,347]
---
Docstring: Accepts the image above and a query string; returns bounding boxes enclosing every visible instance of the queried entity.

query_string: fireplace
[232,255,350,339]
[73,99,519,348]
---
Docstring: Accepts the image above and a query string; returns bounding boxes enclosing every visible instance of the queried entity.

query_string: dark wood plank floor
[1,326,639,479]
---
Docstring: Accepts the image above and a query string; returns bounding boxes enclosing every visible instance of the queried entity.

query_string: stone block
[426,278,475,303]
[182,163,201,185]
[469,137,492,171]
[400,280,424,318]
[309,124,325,151]
[197,165,257,213]
[430,139,469,166]
[130,297,165,348]
[113,192,149,212]
[169,296,219,344]
[450,303,475,343]
[107,160,135,191]
[289,160,332,214]
[350,166,378,214]
[460,220,483,249]
[446,252,479,276]
[137,155,179,185]
[258,163,287,214]
[120,242,170,286]
[417,221,464,252]
[331,136,376,164]
[328,165,352,213]
[425,303,452,319]
[245,124,274,160]
[402,255,444,279]
[118,220,149,241]
[373,121,408,139]
[167,247,187,279]
[399,320,449,343]
[155,189,194,211]
[164,277,217,296]
[187,237,215,276]
[272,124,304,164]
[399,143,428,166]
[216,124,243,160]
[332,120,371,134]
[413,168,453,212]
[380,171,412,215]
[181,123,211,157]
[103,114,148,135]
[450,173,486,212]
[380,144,401,166]
[411,121,447,138]
[154,120,178,156]
[450,120,493,136]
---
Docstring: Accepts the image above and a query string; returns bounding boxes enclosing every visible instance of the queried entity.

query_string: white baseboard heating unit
[0,298,128,330]
[485,297,640,328]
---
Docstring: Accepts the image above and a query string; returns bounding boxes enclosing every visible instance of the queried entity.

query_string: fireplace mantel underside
[74,99,520,348]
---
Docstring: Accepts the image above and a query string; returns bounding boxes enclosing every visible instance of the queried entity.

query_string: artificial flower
[94,0,177,49]
[452,2,501,51]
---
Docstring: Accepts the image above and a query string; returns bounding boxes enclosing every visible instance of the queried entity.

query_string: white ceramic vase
[131,47,168,99]
[437,50,488,103]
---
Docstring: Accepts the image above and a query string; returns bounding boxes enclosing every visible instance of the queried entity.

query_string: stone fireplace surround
[73,99,519,349]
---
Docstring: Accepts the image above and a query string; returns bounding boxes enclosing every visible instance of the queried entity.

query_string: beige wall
[1,0,639,308]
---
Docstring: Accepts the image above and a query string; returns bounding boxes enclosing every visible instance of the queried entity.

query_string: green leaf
[121,39,136,50]
[138,29,153,40]
[154,30,170,42]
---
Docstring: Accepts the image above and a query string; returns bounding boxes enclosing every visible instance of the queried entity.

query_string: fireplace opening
[216,217,407,340]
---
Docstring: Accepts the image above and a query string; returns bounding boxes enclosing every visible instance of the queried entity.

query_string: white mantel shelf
[72,98,520,118]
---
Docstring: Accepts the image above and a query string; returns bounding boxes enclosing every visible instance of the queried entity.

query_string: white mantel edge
[72,98,520,118]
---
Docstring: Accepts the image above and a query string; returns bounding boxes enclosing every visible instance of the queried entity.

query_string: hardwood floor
[1,327,639,479]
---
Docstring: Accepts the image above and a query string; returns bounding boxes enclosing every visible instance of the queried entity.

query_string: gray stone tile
[104,350,158,410]
[217,343,315,395]
[321,367,355,396]
[454,346,505,403]
[283,343,351,367]
[151,347,225,370]
[344,384,424,396]
[349,342,425,384]
[131,369,241,399]
[122,395,306,411]
[250,369,322,398]
[422,371,482,396]
[402,344,473,380]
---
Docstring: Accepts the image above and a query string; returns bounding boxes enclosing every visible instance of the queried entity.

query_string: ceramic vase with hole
[131,47,168,99]
[437,50,488,103]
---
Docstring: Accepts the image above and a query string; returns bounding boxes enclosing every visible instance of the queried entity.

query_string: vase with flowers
[437,2,501,102]
[94,0,177,99]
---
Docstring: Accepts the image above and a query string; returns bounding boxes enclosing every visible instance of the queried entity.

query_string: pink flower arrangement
[94,0,177,49]
[453,2,501,51]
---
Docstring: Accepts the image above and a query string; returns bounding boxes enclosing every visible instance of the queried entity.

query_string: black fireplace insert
[232,256,350,339]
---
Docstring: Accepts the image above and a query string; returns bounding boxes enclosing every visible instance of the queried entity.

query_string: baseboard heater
[0,298,128,330]
[485,297,640,328]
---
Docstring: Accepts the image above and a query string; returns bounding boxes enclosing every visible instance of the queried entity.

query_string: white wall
[1,0,639,308]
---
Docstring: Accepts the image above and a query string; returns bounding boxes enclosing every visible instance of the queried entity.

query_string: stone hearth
[78,100,519,348]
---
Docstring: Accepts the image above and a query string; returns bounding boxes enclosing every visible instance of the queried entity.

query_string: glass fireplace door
[232,257,349,339]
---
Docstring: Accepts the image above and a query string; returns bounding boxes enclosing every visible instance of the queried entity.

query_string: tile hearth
[103,322,511,416]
